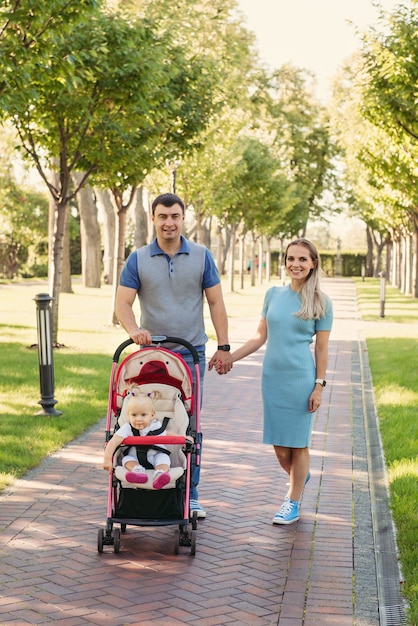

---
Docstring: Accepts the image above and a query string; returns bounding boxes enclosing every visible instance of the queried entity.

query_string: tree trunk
[392,235,401,289]
[366,225,374,277]
[405,232,412,296]
[216,225,223,273]
[258,238,263,285]
[227,224,236,293]
[250,239,257,287]
[265,238,272,282]
[61,212,72,294]
[73,172,101,288]
[400,232,406,294]
[195,202,204,245]
[109,193,129,325]
[50,199,70,344]
[238,235,245,290]
[222,226,231,275]
[413,218,418,298]
[95,188,116,285]
[133,186,148,249]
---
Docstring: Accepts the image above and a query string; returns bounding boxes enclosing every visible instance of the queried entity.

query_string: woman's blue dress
[261,285,333,447]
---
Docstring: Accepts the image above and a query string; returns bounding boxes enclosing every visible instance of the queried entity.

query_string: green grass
[355,279,418,625]
[0,341,112,491]
[354,277,418,323]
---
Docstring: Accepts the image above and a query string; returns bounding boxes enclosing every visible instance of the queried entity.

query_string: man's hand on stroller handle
[129,327,152,345]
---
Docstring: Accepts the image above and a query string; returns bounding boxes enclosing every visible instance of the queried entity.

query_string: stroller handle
[112,336,200,364]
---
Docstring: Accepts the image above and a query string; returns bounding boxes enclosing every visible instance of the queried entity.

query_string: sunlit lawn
[354,277,418,323]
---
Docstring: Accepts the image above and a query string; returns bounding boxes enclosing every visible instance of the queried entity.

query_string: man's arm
[115,285,151,345]
[205,283,233,374]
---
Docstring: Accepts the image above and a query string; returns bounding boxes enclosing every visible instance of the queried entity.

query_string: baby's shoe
[125,465,148,484]
[152,470,170,490]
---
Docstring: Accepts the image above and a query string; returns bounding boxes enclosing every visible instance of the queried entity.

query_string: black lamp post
[33,293,62,416]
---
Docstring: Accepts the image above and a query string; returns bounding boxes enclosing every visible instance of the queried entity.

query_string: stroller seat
[114,382,189,490]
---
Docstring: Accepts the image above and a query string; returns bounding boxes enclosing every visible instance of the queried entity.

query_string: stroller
[97,335,201,556]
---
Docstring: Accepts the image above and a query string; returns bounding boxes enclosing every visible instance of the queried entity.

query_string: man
[115,192,232,518]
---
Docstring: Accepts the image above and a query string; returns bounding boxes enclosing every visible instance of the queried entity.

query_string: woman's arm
[231,317,267,363]
[314,330,330,380]
[309,330,331,412]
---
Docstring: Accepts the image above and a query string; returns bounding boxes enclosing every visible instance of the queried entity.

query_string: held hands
[208,350,233,375]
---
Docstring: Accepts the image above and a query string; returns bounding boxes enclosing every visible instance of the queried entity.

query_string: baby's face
[128,405,155,430]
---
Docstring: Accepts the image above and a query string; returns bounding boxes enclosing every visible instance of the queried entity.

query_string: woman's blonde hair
[285,238,327,320]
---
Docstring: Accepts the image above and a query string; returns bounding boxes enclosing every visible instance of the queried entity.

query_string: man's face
[152,203,185,243]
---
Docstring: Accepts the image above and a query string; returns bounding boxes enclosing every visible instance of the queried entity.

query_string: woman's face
[285,244,316,283]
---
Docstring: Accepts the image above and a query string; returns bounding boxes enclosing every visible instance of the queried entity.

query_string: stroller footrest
[114,465,184,489]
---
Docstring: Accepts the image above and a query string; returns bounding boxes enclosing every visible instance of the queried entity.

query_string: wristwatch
[217,344,231,351]
[315,378,326,387]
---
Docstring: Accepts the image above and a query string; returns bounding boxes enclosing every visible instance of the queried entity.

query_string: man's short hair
[151,193,185,215]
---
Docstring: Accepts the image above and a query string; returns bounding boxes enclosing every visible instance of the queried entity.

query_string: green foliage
[319,252,367,277]
[256,66,341,232]
[0,0,101,108]
[359,4,418,228]
[362,4,418,144]
[0,175,48,278]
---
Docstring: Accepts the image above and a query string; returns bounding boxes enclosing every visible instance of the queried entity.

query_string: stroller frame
[97,336,201,556]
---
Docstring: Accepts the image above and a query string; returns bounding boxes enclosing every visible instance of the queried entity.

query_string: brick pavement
[0,279,401,625]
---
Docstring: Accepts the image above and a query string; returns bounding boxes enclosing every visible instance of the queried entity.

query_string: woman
[230,239,332,524]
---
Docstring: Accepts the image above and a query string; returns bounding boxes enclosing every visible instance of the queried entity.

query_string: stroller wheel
[190,529,197,556]
[174,529,180,555]
[97,528,105,553]
[121,523,127,533]
[113,528,121,553]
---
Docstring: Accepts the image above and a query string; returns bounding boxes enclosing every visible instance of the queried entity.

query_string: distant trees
[2,0,416,346]
[330,3,418,295]
[0,0,243,339]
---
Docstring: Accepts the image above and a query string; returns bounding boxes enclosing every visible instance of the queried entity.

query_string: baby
[103,391,172,490]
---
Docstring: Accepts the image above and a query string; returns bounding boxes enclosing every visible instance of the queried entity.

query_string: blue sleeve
[316,295,333,331]
[119,251,140,290]
[261,288,272,318]
[202,249,221,289]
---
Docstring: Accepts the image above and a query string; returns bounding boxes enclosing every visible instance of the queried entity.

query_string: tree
[252,65,340,236]
[330,54,397,277]
[0,4,222,339]
[360,3,418,295]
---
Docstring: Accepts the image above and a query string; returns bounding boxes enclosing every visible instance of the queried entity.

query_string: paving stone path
[0,279,407,625]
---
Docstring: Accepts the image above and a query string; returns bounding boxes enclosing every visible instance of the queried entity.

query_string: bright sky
[236,0,402,101]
